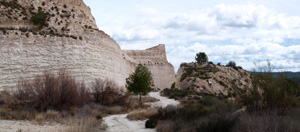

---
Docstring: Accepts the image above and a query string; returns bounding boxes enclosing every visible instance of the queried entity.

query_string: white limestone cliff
[0,0,175,90]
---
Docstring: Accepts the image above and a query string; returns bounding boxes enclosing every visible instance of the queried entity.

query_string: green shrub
[162,88,196,99]
[31,8,48,26]
[180,63,187,67]
[170,82,176,89]
[226,61,238,70]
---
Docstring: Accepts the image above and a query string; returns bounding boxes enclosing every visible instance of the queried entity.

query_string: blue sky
[83,0,300,72]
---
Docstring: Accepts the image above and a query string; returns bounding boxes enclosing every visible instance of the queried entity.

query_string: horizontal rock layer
[0,0,175,90]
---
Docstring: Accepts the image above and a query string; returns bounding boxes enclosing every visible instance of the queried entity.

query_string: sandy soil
[104,114,154,132]
[148,92,179,108]
[103,92,179,132]
[0,120,69,132]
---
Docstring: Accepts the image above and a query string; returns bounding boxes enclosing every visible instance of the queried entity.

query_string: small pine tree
[195,52,208,64]
[226,61,237,70]
[126,64,154,105]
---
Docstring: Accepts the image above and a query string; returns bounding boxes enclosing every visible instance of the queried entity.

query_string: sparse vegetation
[180,63,219,81]
[0,70,159,131]
[151,60,300,132]
[14,70,89,111]
[243,62,300,113]
[162,87,197,100]
[0,0,24,10]
[91,79,123,106]
[147,96,240,132]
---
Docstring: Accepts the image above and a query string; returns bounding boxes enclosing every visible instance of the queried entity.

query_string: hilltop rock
[176,62,253,97]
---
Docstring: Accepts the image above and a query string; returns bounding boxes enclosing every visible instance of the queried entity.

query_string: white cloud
[169,42,300,72]
[88,2,300,72]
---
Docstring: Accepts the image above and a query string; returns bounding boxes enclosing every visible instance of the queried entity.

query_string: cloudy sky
[83,0,300,72]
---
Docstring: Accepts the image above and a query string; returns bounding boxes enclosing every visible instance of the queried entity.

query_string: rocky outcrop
[0,0,175,90]
[176,63,252,96]
[123,45,176,89]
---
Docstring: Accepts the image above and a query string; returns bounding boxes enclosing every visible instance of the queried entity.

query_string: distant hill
[273,72,300,85]
[253,72,300,85]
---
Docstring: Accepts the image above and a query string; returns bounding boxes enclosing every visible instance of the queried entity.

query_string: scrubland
[0,70,157,132]
[141,64,300,132]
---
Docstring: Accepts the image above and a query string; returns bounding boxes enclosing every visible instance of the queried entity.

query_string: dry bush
[0,90,15,107]
[104,106,125,114]
[156,121,176,132]
[35,110,62,124]
[127,108,158,120]
[150,97,240,131]
[63,105,107,132]
[72,104,106,119]
[63,117,105,132]
[13,70,90,111]
[245,62,300,113]
[233,111,300,132]
[156,113,238,132]
[91,79,124,106]
[141,96,159,103]
[124,95,156,110]
[0,108,36,121]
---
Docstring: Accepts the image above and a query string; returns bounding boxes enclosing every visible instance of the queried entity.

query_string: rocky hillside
[175,62,253,97]
[0,0,97,36]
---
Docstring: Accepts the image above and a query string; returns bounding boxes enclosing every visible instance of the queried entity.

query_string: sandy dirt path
[0,120,69,132]
[103,92,179,132]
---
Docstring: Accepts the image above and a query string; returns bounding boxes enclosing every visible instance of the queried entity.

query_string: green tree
[195,52,208,64]
[126,64,154,105]
[31,7,48,27]
[226,61,238,70]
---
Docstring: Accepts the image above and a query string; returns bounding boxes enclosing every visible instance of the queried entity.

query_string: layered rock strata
[0,0,175,90]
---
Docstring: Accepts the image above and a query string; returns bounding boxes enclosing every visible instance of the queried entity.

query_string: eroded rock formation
[0,0,175,90]
[123,44,176,89]
[176,63,252,96]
